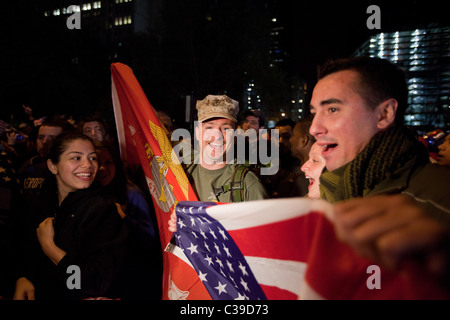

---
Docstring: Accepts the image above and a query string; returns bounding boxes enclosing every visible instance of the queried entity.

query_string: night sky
[285,0,448,84]
[1,0,447,126]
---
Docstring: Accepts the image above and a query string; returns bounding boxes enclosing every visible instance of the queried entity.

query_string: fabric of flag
[171,198,334,300]
[110,62,211,300]
[174,201,267,300]
[172,198,450,300]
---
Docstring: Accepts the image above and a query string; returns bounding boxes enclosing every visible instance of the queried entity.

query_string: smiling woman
[46,134,99,204]
[14,133,128,300]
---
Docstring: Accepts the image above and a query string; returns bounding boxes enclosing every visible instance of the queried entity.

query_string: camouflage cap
[196,95,239,122]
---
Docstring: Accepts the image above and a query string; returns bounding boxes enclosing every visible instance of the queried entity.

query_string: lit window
[53,9,60,16]
[127,16,132,24]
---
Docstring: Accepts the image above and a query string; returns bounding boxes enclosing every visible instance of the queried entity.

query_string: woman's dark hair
[47,132,95,165]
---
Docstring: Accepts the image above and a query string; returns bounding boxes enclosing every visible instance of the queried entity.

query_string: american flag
[170,198,450,300]
[170,198,334,300]
[173,201,267,300]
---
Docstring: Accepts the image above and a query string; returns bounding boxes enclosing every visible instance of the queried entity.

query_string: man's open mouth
[323,144,337,151]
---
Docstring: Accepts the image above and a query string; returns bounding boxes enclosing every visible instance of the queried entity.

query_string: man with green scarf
[309,57,450,288]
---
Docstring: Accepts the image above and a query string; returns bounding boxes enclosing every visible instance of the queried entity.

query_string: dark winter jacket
[21,183,128,299]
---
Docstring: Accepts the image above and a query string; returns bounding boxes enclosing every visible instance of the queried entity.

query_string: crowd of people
[0,114,161,299]
[1,56,450,300]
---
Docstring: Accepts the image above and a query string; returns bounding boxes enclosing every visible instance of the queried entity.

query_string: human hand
[36,217,66,265]
[333,194,450,277]
[168,210,177,233]
[36,217,55,247]
[13,277,35,300]
[115,203,126,219]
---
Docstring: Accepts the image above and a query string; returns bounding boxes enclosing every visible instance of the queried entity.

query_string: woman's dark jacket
[20,183,128,299]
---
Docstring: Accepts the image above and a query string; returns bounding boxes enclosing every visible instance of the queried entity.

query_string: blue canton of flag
[174,201,267,300]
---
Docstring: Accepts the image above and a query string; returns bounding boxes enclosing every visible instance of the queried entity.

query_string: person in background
[436,133,450,167]
[300,142,326,199]
[267,118,309,198]
[14,133,128,300]
[79,114,112,145]
[95,144,162,299]
[242,109,265,135]
[156,110,174,136]
[290,118,315,165]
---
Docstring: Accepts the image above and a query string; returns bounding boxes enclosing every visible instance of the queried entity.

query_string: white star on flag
[187,242,198,255]
[215,281,227,295]
[198,270,208,282]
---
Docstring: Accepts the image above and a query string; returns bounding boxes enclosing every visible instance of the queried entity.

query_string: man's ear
[301,134,310,148]
[47,159,57,175]
[377,98,398,129]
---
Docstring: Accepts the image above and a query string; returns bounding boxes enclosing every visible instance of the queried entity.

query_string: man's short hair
[79,114,110,134]
[38,119,73,135]
[243,109,266,127]
[318,57,408,126]
[275,118,296,129]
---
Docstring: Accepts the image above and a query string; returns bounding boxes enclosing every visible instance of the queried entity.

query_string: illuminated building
[42,0,154,44]
[354,26,450,131]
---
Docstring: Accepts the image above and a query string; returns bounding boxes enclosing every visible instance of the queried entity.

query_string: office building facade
[353,26,450,131]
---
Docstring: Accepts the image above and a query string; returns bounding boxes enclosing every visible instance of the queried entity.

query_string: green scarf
[320,126,429,203]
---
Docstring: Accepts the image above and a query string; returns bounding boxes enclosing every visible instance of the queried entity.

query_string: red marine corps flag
[110,62,211,300]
